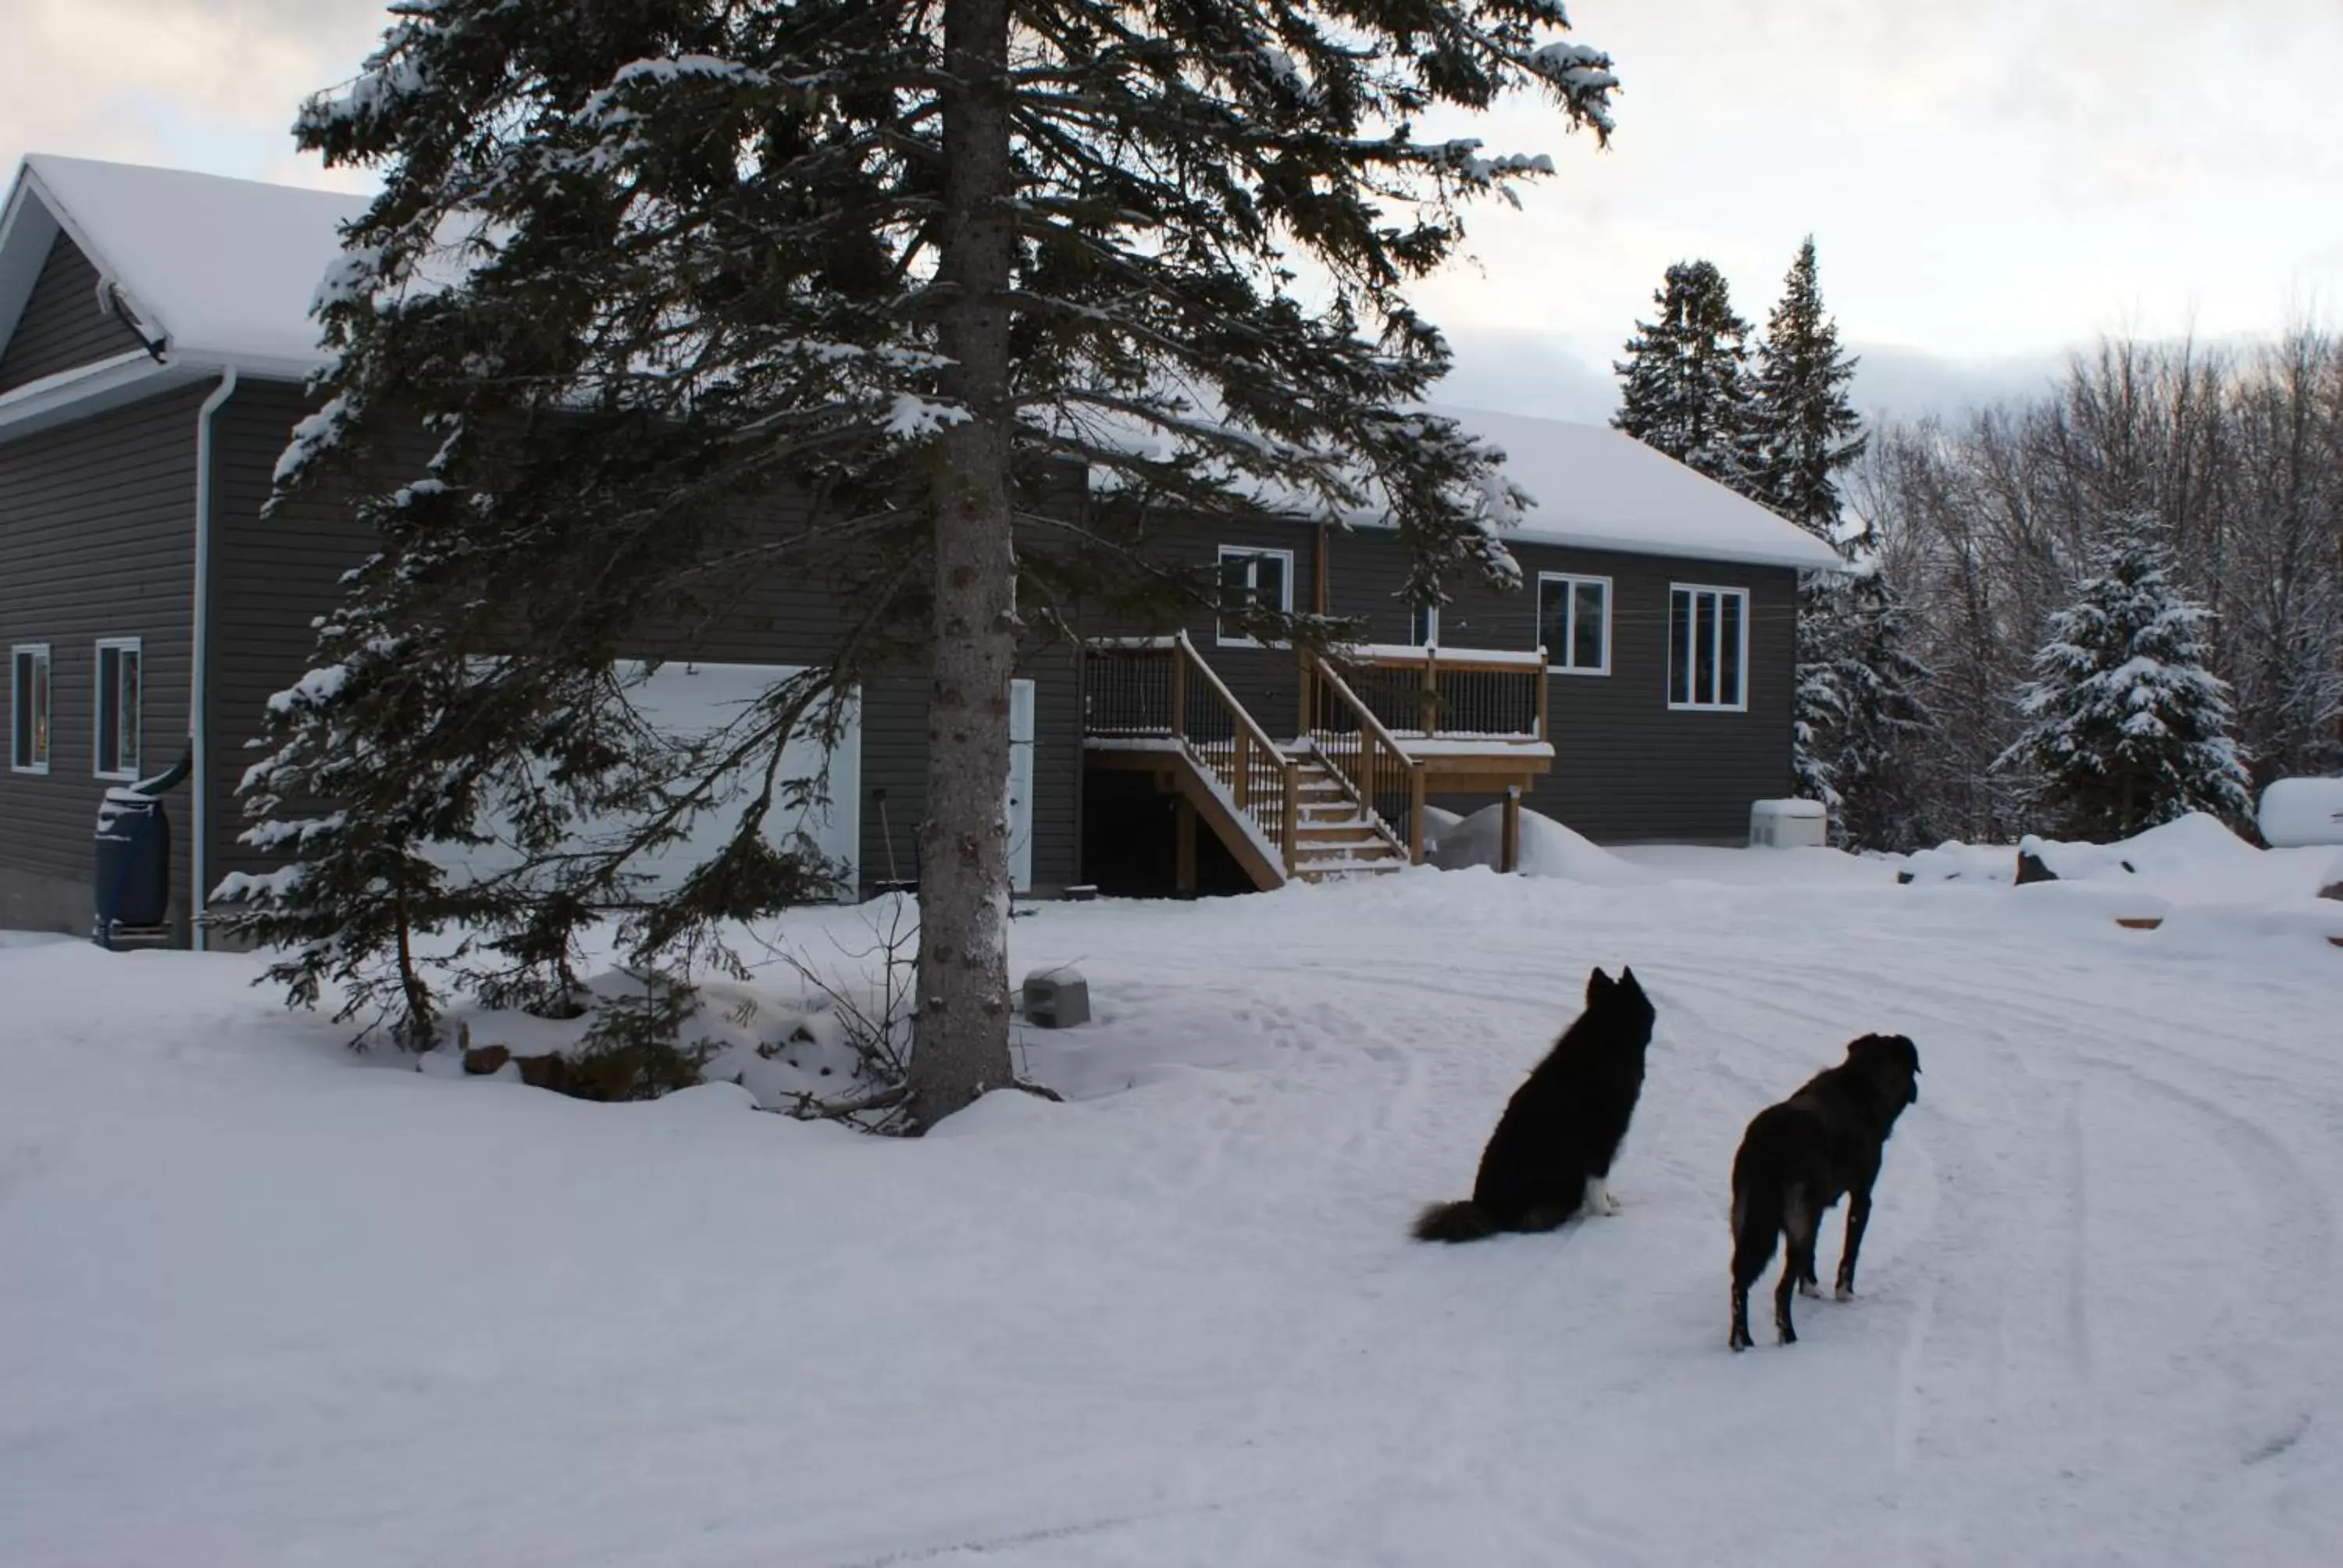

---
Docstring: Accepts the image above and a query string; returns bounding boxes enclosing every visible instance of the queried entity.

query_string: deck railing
[1303,643,1549,744]
[1300,652,1425,862]
[1082,634,1299,869]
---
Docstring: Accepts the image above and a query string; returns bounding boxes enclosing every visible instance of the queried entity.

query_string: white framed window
[1668,585,1749,711]
[1216,545,1294,647]
[94,637,143,780]
[1536,573,1611,675]
[1407,602,1439,647]
[11,644,52,773]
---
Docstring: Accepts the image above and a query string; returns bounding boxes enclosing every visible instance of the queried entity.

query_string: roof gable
[0,155,366,380]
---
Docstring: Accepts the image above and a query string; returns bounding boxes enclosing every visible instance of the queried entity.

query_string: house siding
[203,382,1085,905]
[1113,511,1798,844]
[0,386,205,935]
[0,233,147,396]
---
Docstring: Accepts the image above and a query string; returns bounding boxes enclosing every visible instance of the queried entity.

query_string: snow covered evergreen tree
[1751,237,1866,539]
[1612,259,1757,490]
[1734,237,1889,824]
[1999,514,2252,839]
[216,0,1619,1124]
[1813,565,1937,849]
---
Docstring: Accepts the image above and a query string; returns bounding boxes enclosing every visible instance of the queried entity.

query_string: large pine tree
[1739,236,1917,833]
[1750,237,1866,539]
[2000,513,2252,839]
[216,0,1619,1126]
[1612,258,1756,490]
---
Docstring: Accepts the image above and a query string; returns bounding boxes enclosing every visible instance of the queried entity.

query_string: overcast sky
[6,1,2339,425]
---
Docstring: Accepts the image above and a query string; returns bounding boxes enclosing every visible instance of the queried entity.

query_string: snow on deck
[6,858,2343,1564]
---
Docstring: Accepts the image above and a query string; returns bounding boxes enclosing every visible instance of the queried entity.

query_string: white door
[426,661,861,902]
[1007,679,1035,893]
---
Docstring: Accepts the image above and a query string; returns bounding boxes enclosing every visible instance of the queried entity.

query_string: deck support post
[1500,784,1522,875]
[1281,761,1300,872]
[1408,767,1428,865]
[1174,793,1197,896]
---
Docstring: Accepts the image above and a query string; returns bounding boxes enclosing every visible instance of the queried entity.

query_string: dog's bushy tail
[1414,1199,1500,1243]
[1729,1182,1781,1288]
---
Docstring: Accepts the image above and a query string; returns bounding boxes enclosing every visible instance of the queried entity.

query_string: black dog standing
[1728,1034,1921,1350]
[1415,967,1657,1243]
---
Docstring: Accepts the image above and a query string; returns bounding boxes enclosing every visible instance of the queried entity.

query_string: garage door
[427,661,861,903]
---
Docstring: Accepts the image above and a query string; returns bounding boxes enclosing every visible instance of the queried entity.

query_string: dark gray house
[0,155,1842,943]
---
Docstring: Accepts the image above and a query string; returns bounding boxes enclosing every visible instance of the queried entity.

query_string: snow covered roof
[0,158,1847,572]
[1414,406,1846,572]
[0,155,366,380]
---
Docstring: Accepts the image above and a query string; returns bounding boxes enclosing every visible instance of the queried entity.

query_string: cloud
[6,0,2341,375]
[1435,325,2073,430]
[0,0,387,188]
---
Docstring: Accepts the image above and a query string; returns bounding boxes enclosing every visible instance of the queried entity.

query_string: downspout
[191,367,237,951]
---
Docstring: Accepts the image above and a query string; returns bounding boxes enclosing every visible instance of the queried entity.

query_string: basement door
[1007,678,1035,894]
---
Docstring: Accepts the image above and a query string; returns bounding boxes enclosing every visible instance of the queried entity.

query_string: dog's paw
[1797,1279,1823,1299]
[1833,1284,1855,1302]
[1598,1188,1623,1216]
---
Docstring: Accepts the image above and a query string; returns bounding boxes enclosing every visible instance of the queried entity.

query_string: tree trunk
[911,0,1018,1129]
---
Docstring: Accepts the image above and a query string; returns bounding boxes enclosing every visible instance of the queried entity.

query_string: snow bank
[1426,803,1652,885]
[1901,813,2338,909]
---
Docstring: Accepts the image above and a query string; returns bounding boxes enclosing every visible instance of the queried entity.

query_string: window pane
[1409,603,1437,647]
[1257,554,1287,614]
[98,649,117,774]
[1718,593,1744,706]
[1218,554,1254,611]
[10,654,27,767]
[1538,579,1567,661]
[1669,591,1692,704]
[119,651,141,775]
[1572,582,1605,670]
[1695,593,1719,705]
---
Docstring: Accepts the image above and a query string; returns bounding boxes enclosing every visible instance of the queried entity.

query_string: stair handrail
[1170,631,1300,872]
[1303,650,1422,863]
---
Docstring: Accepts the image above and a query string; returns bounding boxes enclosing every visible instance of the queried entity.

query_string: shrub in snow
[1999,513,2252,840]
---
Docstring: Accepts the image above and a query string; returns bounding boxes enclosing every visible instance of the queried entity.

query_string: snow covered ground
[5,847,2343,1566]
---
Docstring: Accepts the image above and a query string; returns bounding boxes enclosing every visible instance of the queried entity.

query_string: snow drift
[1425,802,1652,885]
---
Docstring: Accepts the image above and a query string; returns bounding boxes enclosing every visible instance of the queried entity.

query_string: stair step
[1294,843,1403,859]
[1296,824,1385,843]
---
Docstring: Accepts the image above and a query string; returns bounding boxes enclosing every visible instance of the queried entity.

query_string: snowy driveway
[2,859,2341,1565]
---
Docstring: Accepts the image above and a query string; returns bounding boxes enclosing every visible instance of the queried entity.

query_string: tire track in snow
[1685,943,2343,1503]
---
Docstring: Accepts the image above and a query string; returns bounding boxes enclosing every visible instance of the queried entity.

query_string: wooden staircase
[1212,745,1409,882]
[1083,633,1551,893]
[1086,633,1414,889]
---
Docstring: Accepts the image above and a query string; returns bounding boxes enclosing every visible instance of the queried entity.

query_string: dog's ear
[1617,966,1645,999]
[1585,968,1614,1004]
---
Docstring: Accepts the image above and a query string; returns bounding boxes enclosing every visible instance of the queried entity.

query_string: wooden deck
[1082,636,1552,889]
